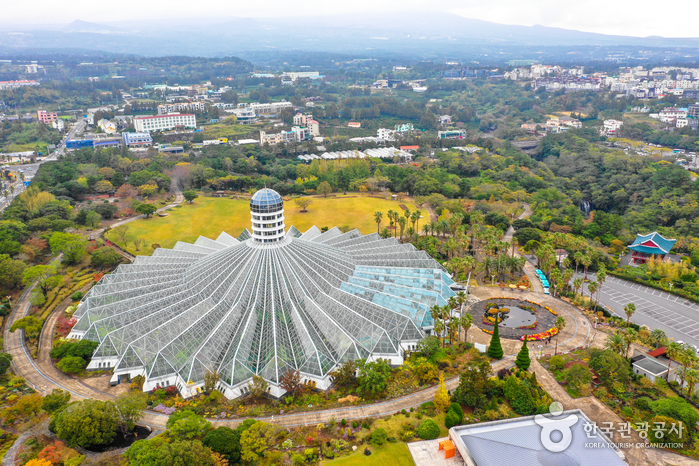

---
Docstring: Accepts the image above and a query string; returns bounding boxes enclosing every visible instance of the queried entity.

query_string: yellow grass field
[106,194,419,256]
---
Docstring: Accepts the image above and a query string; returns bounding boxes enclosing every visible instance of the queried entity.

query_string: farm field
[106,194,419,255]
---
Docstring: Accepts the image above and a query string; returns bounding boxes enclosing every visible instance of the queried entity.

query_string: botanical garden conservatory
[68,189,456,399]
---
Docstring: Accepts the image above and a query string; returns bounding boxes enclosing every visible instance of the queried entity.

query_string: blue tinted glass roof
[250,188,283,206]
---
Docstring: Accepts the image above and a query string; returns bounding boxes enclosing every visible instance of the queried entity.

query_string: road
[0,120,86,211]
[579,272,699,347]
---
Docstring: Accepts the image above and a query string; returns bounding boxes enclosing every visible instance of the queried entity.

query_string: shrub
[445,410,461,429]
[650,397,699,430]
[419,401,436,416]
[203,426,241,463]
[371,428,387,446]
[70,292,83,301]
[417,419,440,440]
[351,421,358,429]
[448,402,463,420]
[549,355,565,371]
[634,396,652,411]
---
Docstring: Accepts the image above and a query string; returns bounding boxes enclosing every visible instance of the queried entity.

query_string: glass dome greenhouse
[69,189,456,399]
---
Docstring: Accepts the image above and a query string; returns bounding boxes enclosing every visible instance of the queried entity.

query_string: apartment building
[157,102,206,115]
[134,113,197,132]
[37,110,58,123]
[122,132,153,147]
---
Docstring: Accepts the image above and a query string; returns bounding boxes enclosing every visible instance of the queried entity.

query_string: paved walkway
[408,439,462,466]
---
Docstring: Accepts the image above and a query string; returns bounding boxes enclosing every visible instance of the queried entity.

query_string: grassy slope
[106,194,418,255]
[322,442,414,466]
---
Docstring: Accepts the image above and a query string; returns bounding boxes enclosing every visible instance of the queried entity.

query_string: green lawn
[323,442,414,466]
[201,123,258,139]
[106,194,418,255]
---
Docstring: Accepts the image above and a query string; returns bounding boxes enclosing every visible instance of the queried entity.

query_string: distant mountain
[62,20,125,35]
[0,12,698,58]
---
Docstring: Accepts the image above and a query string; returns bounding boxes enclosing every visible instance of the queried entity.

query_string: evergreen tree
[487,317,504,359]
[515,336,531,370]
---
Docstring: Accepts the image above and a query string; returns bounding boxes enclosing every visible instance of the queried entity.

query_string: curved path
[3,200,593,432]
[5,285,594,431]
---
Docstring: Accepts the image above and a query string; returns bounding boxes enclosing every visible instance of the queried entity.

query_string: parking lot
[582,274,699,347]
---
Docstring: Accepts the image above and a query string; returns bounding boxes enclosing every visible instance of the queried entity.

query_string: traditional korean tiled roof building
[628,231,676,264]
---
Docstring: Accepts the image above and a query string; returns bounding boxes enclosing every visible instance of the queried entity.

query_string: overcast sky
[3,0,697,38]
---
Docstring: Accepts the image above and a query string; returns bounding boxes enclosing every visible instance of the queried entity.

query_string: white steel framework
[70,189,455,399]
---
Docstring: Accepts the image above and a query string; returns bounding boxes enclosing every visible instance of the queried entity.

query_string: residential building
[0,80,39,90]
[245,101,293,115]
[602,119,623,135]
[293,114,320,137]
[37,110,58,124]
[259,126,310,145]
[688,103,699,118]
[133,113,197,132]
[437,130,465,139]
[122,132,153,147]
[659,107,688,123]
[281,71,321,82]
[377,128,396,140]
[521,123,540,132]
[438,115,452,126]
[98,119,117,133]
[52,119,65,131]
[226,107,257,124]
[631,347,681,384]
[157,102,206,115]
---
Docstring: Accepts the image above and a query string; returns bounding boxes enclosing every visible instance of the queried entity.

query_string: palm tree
[562,268,574,294]
[587,281,598,308]
[677,346,697,389]
[460,314,473,345]
[374,211,383,234]
[580,254,592,281]
[595,266,607,309]
[624,303,636,326]
[666,341,682,381]
[398,217,406,241]
[623,329,638,358]
[554,316,567,355]
[605,332,626,356]
[649,328,668,349]
[684,368,699,396]
[573,278,583,297]
[550,268,563,297]
[414,210,423,233]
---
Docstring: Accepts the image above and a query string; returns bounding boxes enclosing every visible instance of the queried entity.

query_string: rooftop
[633,356,668,375]
[450,410,627,466]
[629,231,676,255]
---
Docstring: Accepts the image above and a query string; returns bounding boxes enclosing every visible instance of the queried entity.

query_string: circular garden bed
[468,297,558,340]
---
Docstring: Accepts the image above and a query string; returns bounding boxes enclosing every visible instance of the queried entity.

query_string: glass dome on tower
[69,188,457,400]
[249,188,285,243]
